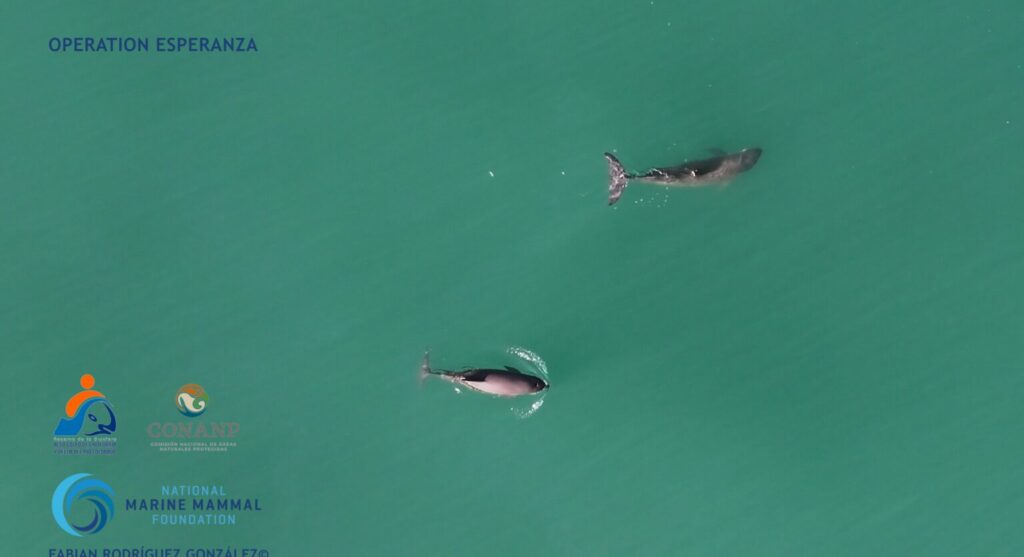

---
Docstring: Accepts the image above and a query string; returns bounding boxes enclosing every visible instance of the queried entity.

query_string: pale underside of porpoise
[436,368,546,396]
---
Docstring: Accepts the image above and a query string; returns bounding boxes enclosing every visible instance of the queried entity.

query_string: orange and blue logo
[53,374,117,436]
[175,384,209,417]
[52,473,115,536]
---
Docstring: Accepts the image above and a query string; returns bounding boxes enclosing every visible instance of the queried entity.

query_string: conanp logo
[54,374,116,436]
[149,383,238,453]
[52,473,115,536]
[175,384,209,417]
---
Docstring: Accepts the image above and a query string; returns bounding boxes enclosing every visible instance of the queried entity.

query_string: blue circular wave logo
[52,473,115,536]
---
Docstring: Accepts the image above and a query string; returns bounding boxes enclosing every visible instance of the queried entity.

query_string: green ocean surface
[3,1,1024,555]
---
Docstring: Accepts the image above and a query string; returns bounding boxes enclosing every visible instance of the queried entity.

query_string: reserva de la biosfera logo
[53,374,117,455]
[52,473,115,536]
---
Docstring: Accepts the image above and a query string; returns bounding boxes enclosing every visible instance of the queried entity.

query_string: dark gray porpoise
[605,148,762,206]
[419,352,548,397]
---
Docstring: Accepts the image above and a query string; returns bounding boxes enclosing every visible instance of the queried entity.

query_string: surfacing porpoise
[605,148,762,205]
[419,351,547,397]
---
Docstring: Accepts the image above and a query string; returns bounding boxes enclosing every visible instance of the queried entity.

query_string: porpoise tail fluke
[419,350,432,386]
[604,152,630,206]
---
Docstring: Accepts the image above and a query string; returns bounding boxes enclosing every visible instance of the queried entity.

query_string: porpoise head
[738,148,762,171]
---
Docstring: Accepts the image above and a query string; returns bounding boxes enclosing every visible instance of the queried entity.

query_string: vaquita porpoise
[419,351,548,397]
[604,148,762,206]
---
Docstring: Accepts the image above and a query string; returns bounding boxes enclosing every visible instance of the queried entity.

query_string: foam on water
[506,346,549,419]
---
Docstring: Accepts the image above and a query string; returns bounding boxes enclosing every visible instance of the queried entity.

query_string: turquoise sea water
[3,1,1024,555]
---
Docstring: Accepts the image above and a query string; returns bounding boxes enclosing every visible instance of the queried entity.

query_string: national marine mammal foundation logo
[148,383,239,453]
[51,475,265,539]
[52,473,116,536]
[53,373,117,455]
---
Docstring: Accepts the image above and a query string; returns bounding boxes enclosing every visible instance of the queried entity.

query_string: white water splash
[507,346,549,419]
[513,397,545,419]
[508,346,548,376]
